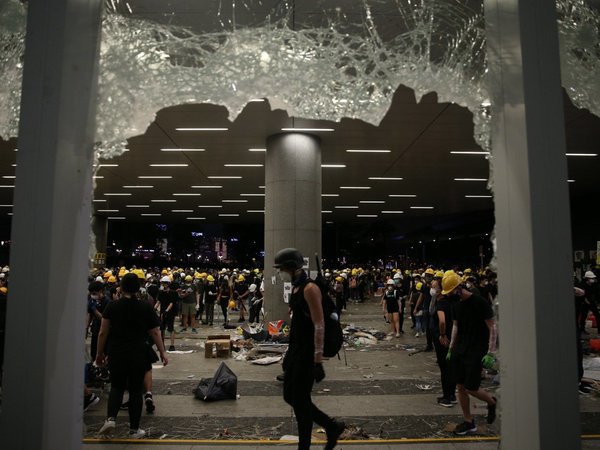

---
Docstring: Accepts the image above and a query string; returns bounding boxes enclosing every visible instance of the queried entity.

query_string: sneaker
[84,393,100,412]
[168,345,176,351]
[145,393,155,413]
[487,397,497,424]
[129,428,146,439]
[98,418,116,436]
[437,397,453,408]
[120,400,129,410]
[325,420,345,450]
[415,332,420,337]
[396,333,401,338]
[449,396,458,404]
[579,383,591,394]
[453,419,476,435]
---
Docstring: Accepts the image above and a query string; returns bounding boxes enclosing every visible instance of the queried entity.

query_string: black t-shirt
[157,289,178,315]
[87,296,109,333]
[383,288,399,305]
[452,293,494,356]
[433,296,453,338]
[288,277,316,363]
[102,297,160,358]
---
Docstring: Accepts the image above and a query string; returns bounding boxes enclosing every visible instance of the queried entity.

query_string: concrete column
[0,0,103,449]
[264,133,322,323]
[92,215,108,268]
[484,1,580,449]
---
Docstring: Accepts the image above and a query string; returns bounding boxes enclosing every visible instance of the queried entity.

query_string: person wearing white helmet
[578,270,600,336]
[156,276,177,351]
[248,283,263,324]
[381,279,402,337]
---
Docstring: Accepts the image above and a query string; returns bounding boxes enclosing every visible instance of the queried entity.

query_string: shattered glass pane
[0,0,599,162]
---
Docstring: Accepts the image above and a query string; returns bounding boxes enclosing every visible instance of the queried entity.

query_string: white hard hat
[340,273,348,279]
[393,272,401,279]
[584,271,597,279]
[386,279,395,285]
[2,266,9,273]
[146,274,153,280]
[249,283,257,292]
[160,276,171,283]
[95,276,103,283]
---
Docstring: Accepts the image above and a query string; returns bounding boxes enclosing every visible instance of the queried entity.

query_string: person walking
[95,273,168,438]
[443,271,498,435]
[275,248,345,450]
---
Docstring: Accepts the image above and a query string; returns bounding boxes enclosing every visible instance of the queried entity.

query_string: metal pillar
[0,0,103,448]
[484,1,580,449]
[263,133,322,323]
[92,215,108,268]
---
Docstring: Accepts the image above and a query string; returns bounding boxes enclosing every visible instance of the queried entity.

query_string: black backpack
[313,256,344,357]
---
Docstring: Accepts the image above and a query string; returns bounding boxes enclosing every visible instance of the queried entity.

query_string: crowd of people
[0,257,596,444]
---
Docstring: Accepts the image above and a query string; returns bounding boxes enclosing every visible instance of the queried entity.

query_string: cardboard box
[205,334,232,358]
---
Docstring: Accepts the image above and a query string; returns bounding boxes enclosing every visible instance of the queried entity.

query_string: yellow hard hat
[404,270,411,275]
[424,268,435,275]
[238,275,245,282]
[228,300,236,309]
[435,271,444,278]
[335,276,343,282]
[161,269,169,275]
[194,272,201,279]
[0,286,7,294]
[200,272,207,278]
[253,268,260,273]
[442,272,463,295]
[464,268,472,274]
[443,270,456,277]
[351,268,358,276]
[207,275,215,282]
[136,269,145,280]
[103,271,112,279]
[108,276,117,283]
[185,275,193,282]
[415,282,423,291]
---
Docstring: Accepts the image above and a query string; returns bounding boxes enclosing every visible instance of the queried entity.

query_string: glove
[314,363,325,383]
[482,352,495,369]
[445,349,452,362]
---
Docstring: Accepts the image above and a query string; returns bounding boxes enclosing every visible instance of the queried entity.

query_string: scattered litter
[187,374,195,378]
[167,350,194,354]
[322,388,331,392]
[416,384,433,390]
[250,355,282,365]
[363,374,374,379]
[280,435,299,441]
[159,434,168,440]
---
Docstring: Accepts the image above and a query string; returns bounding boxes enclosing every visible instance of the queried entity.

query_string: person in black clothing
[275,248,345,450]
[579,271,600,335]
[204,275,218,325]
[443,272,497,435]
[96,273,168,438]
[157,276,178,351]
[432,284,457,407]
[381,279,402,337]
[415,269,435,351]
[87,281,109,362]
[217,277,232,326]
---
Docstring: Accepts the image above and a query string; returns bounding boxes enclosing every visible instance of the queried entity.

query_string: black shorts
[386,302,400,314]
[453,352,485,391]
[160,314,175,332]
